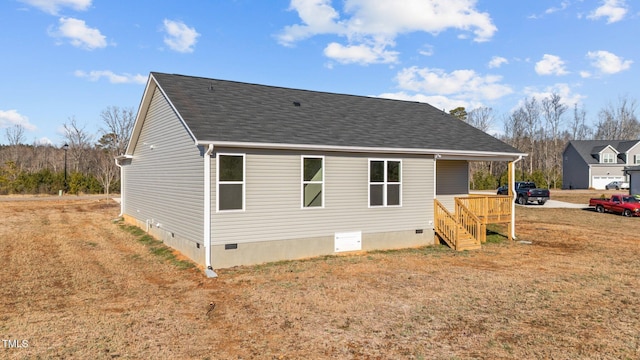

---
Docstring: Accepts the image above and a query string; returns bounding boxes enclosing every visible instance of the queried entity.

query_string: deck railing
[455,199,485,244]
[456,195,512,224]
[434,199,459,249]
[434,195,513,250]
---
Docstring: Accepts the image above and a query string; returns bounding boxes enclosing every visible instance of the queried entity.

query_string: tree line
[1,95,638,195]
[0,106,134,196]
[453,95,640,190]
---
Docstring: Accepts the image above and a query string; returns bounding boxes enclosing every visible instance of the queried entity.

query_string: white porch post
[510,156,524,240]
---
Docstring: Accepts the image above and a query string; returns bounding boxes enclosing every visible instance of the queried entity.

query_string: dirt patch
[1,195,639,359]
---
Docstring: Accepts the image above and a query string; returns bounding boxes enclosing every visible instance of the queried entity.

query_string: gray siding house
[563,140,640,189]
[119,72,524,276]
[625,166,640,195]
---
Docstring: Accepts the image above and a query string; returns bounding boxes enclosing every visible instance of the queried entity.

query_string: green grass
[486,224,509,244]
[118,222,195,270]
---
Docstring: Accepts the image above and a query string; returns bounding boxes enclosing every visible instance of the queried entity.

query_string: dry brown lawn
[1,192,639,359]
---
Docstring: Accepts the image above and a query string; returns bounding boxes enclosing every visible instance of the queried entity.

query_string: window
[217,154,245,211]
[302,156,324,208]
[635,155,640,165]
[369,159,401,207]
[602,153,615,163]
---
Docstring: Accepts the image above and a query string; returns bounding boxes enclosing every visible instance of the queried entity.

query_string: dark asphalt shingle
[152,72,522,154]
[567,140,640,165]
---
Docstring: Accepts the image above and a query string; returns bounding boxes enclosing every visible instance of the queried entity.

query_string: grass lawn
[1,194,639,359]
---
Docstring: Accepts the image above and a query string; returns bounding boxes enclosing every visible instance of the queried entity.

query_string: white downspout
[204,144,217,278]
[114,157,124,217]
[511,155,524,240]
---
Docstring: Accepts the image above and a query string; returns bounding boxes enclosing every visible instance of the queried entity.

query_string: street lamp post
[62,143,69,193]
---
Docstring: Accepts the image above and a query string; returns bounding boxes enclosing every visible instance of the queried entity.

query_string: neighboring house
[118,72,524,276]
[624,166,640,195]
[563,140,640,189]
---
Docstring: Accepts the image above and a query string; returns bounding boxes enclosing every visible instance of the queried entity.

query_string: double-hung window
[635,155,640,165]
[601,153,615,163]
[302,156,324,208]
[217,154,245,211]
[369,159,401,207]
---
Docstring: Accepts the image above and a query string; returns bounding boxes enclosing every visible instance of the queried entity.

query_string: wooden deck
[435,195,512,251]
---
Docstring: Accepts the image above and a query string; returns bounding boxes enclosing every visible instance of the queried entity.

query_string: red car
[589,194,640,217]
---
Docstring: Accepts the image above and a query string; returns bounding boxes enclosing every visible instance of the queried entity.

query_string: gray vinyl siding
[591,165,626,177]
[123,88,204,244]
[210,149,434,245]
[629,170,640,195]
[435,160,469,211]
[563,144,589,189]
[627,144,640,165]
[599,147,618,163]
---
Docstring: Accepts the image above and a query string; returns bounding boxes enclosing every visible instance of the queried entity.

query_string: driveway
[522,199,588,209]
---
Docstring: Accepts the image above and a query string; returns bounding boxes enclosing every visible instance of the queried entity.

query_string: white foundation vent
[334,231,362,252]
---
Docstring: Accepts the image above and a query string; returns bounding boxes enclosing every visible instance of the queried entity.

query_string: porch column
[509,156,524,240]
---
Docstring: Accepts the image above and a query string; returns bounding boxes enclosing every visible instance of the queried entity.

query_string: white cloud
[394,66,513,101]
[20,0,91,15]
[522,83,586,109]
[580,71,592,78]
[378,92,479,113]
[34,137,53,146]
[586,50,632,74]
[323,41,399,64]
[278,0,344,45]
[50,17,107,50]
[488,56,508,68]
[74,70,147,84]
[278,0,497,65]
[535,54,569,76]
[162,19,200,53]
[587,0,628,23]
[545,1,570,15]
[381,66,512,111]
[418,44,434,57]
[0,109,37,131]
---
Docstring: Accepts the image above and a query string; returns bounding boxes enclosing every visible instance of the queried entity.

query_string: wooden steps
[436,225,480,251]
[434,196,512,252]
[455,231,482,251]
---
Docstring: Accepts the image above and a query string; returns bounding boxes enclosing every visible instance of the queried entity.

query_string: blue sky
[0,0,638,145]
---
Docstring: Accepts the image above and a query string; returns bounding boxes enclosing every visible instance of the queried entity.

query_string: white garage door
[592,176,624,190]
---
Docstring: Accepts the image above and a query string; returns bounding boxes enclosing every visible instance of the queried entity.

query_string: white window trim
[301,155,325,209]
[368,158,402,208]
[216,153,246,212]
[601,153,615,164]
[635,155,640,165]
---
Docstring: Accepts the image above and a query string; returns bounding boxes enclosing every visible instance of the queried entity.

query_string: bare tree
[541,93,567,188]
[594,96,640,140]
[467,107,494,133]
[569,104,591,140]
[62,117,94,173]
[95,143,119,196]
[99,106,135,156]
[5,124,25,146]
[5,124,25,166]
[96,106,136,196]
[467,107,496,187]
[521,97,541,174]
[504,109,525,151]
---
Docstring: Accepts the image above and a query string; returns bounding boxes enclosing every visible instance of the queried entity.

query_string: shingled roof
[144,72,522,155]
[567,140,640,165]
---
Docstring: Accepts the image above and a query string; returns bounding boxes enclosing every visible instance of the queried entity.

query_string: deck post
[509,156,524,241]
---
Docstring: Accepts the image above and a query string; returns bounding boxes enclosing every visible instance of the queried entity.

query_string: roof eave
[195,140,526,160]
